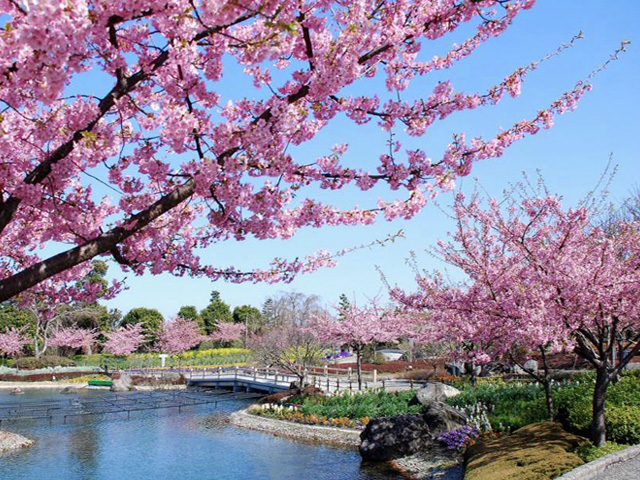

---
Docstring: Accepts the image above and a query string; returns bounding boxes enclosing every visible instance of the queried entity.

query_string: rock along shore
[229,408,362,447]
[229,408,464,480]
[0,431,34,452]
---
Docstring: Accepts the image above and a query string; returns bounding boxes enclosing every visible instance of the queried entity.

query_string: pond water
[0,389,404,480]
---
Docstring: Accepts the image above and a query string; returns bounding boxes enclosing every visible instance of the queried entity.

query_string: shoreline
[229,408,465,480]
[0,381,187,391]
[0,381,87,390]
[229,408,362,447]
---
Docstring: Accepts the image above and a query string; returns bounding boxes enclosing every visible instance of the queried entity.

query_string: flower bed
[249,403,367,428]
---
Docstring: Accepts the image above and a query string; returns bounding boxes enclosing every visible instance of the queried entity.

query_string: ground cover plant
[464,422,586,480]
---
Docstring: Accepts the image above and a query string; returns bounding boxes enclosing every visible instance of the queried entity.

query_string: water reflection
[0,390,405,480]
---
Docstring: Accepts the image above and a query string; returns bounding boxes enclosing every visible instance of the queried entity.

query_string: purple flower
[437,426,480,451]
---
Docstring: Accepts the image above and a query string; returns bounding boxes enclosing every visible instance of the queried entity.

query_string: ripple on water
[0,390,405,480]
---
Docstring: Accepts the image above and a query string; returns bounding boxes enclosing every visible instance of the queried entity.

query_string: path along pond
[0,389,404,480]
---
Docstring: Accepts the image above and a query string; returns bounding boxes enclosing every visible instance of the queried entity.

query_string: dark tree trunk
[540,348,554,420]
[356,345,362,390]
[591,367,609,447]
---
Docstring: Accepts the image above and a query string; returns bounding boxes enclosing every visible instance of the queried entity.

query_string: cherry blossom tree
[0,0,624,306]
[313,301,402,388]
[158,317,205,356]
[102,323,146,356]
[392,187,640,446]
[0,327,29,358]
[209,322,246,346]
[48,325,98,355]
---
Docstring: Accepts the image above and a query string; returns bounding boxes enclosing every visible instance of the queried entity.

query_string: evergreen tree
[200,291,233,335]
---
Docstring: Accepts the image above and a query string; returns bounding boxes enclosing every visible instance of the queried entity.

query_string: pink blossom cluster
[391,191,640,367]
[209,322,246,344]
[102,323,146,356]
[48,326,98,350]
[157,318,205,355]
[0,327,29,357]
[0,0,623,307]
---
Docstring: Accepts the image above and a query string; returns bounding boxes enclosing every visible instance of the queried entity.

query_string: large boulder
[359,402,468,462]
[110,374,134,392]
[416,382,461,404]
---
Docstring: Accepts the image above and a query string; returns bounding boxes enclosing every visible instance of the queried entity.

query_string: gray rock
[359,402,468,462]
[416,382,461,405]
[60,386,78,394]
[524,360,539,372]
[110,374,135,392]
[10,387,24,395]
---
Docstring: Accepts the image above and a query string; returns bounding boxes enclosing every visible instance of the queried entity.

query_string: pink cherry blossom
[0,1,625,305]
[158,317,205,355]
[0,327,29,357]
[102,323,146,356]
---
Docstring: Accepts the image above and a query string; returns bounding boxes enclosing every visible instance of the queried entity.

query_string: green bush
[12,356,76,370]
[573,441,629,462]
[605,405,640,444]
[543,373,640,444]
[296,390,423,419]
[447,381,549,432]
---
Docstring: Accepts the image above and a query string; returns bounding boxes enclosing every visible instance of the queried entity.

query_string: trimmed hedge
[11,356,76,370]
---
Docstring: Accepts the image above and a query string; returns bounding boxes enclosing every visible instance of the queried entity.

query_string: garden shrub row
[447,371,640,444]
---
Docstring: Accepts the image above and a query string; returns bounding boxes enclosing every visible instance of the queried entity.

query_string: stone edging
[229,408,361,447]
[555,445,640,480]
[0,431,34,452]
[0,382,86,390]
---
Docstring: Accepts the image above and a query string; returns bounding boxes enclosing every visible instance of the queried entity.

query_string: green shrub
[447,381,549,432]
[573,441,629,462]
[554,380,593,436]
[297,390,423,419]
[547,373,640,444]
[12,356,76,370]
[605,405,640,444]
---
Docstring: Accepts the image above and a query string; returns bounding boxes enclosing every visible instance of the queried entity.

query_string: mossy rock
[464,422,587,480]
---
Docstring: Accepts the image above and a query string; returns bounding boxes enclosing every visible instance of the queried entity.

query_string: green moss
[464,422,586,480]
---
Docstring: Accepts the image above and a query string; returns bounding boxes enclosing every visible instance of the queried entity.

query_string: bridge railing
[117,365,418,394]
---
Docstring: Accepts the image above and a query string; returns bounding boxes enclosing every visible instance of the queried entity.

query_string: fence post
[326,377,330,391]
[253,368,257,381]
[382,379,386,390]
[324,365,328,377]
[373,369,377,384]
[347,367,352,379]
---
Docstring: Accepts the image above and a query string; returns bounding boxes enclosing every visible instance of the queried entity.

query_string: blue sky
[101,0,640,318]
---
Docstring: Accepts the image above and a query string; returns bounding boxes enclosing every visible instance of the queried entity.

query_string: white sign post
[158,354,168,368]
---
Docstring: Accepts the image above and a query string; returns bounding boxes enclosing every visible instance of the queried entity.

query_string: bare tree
[263,292,325,327]
[249,323,325,388]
